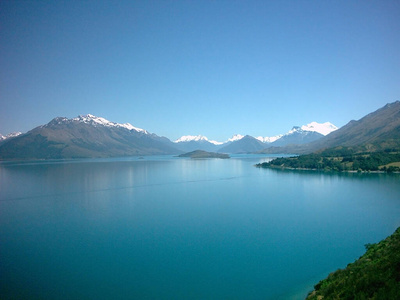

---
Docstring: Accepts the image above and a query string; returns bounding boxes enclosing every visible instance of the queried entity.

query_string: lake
[1,155,400,299]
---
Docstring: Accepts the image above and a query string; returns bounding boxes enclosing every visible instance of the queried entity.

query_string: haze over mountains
[0,101,399,160]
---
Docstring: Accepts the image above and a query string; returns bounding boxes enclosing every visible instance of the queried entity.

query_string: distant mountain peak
[174,135,223,145]
[300,121,338,136]
[256,135,283,143]
[278,122,338,137]
[175,135,208,143]
[256,121,337,146]
[46,114,148,134]
[0,132,22,141]
[227,134,244,142]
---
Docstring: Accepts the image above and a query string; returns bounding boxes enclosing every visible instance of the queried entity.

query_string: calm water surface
[1,155,400,299]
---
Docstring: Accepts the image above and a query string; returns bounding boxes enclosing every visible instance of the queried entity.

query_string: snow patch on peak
[287,126,303,135]
[209,139,224,145]
[300,121,338,136]
[227,134,244,142]
[256,134,283,143]
[174,135,223,145]
[0,131,22,141]
[254,121,337,143]
[175,135,209,143]
[73,114,148,133]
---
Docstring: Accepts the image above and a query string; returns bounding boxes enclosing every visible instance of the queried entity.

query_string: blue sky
[1,1,399,141]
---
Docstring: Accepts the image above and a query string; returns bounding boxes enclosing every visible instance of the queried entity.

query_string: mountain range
[172,122,337,153]
[0,115,337,159]
[0,101,399,160]
[260,100,400,154]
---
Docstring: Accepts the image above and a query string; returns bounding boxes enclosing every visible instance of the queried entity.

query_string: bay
[1,155,400,299]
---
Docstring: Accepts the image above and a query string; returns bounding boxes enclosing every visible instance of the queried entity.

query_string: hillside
[306,227,400,299]
[312,101,400,151]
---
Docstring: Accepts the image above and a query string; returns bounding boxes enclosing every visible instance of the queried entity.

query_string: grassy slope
[306,227,400,299]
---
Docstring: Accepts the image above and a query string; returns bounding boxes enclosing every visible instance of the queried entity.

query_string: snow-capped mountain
[218,135,265,154]
[256,121,338,145]
[173,135,222,152]
[260,101,400,154]
[0,115,341,159]
[256,135,283,143]
[174,135,222,145]
[227,134,244,142]
[300,121,338,136]
[0,132,22,141]
[44,114,148,134]
[174,134,247,145]
[270,127,324,147]
[0,114,179,159]
[173,122,338,154]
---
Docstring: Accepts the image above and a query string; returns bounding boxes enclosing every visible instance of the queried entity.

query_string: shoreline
[256,164,400,174]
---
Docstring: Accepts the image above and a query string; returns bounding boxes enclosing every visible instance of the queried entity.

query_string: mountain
[173,135,222,152]
[300,121,338,135]
[173,134,248,152]
[227,134,245,142]
[310,101,400,151]
[269,127,324,147]
[257,122,338,147]
[256,134,283,143]
[171,122,338,153]
[0,113,343,159]
[0,114,180,160]
[217,135,266,153]
[260,101,400,154]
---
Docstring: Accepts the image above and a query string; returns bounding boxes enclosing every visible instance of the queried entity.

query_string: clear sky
[1,0,399,141]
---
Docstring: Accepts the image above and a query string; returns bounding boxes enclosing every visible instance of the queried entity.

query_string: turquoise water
[1,155,400,299]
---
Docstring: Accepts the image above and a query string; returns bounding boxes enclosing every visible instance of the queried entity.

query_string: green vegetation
[256,148,400,172]
[178,150,230,159]
[306,227,400,299]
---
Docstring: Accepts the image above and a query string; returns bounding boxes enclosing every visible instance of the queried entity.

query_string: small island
[178,150,230,159]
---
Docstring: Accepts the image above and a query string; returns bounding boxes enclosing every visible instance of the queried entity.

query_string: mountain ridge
[172,122,337,153]
[1,101,398,160]
[174,121,337,146]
